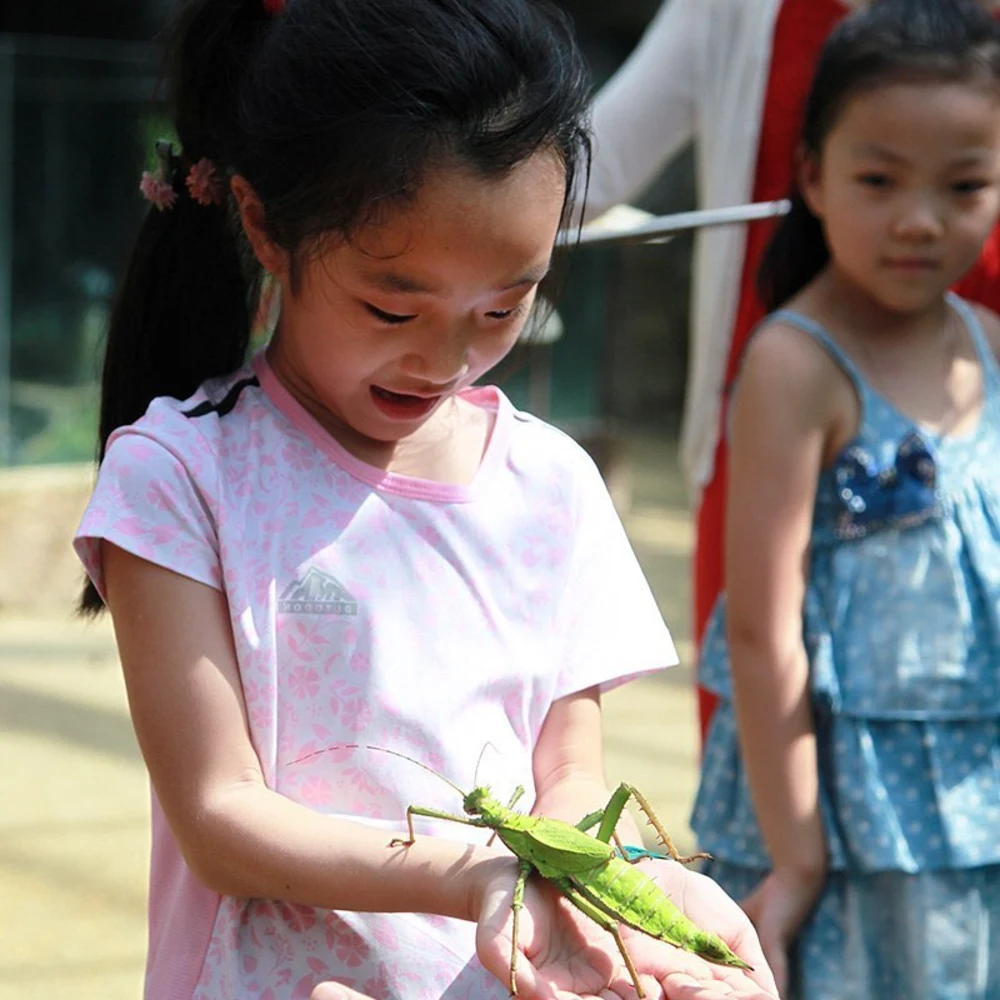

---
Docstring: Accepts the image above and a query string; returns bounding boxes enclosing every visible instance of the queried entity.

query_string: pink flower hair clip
[140,139,180,212]
[139,141,227,212]
[139,170,177,212]
[263,0,286,15]
[186,158,227,207]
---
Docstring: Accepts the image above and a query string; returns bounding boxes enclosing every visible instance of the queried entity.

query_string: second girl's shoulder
[738,315,846,413]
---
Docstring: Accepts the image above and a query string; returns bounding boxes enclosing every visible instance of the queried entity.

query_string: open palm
[475,859,780,1000]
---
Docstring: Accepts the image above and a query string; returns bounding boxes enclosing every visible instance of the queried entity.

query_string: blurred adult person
[585,0,1000,742]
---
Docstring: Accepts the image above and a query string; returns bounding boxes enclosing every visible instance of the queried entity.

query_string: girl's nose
[405,329,472,386]
[892,197,945,241]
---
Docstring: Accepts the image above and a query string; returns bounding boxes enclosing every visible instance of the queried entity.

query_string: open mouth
[370,385,440,419]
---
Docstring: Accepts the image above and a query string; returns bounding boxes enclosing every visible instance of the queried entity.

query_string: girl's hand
[739,866,825,998]
[475,858,781,999]
[310,985,376,1000]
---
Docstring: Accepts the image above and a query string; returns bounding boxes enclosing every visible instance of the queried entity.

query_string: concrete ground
[0,435,701,1000]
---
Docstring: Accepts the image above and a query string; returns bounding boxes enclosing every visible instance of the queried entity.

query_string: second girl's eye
[951,179,990,195]
[365,303,416,325]
[858,173,892,189]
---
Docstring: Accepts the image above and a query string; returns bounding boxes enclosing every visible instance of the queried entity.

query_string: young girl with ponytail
[73,1,773,997]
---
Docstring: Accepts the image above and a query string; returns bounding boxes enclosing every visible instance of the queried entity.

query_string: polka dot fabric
[692,296,1000,998]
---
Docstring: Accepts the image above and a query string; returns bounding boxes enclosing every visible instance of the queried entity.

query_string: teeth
[374,386,426,403]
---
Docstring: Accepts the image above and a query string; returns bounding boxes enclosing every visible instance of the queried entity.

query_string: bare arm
[724,326,831,883]
[529,687,645,841]
[104,542,510,921]
[584,0,706,221]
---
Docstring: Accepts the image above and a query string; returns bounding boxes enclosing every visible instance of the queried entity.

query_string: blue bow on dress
[834,433,939,540]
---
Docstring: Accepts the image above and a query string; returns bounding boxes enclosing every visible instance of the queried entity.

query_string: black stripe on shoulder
[183,376,260,419]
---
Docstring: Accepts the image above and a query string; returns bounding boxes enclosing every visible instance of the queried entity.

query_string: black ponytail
[757,193,829,314]
[757,0,1000,311]
[81,0,591,614]
[80,2,269,614]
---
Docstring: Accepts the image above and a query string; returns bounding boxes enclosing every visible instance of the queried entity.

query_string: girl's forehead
[828,79,1000,154]
[338,154,566,288]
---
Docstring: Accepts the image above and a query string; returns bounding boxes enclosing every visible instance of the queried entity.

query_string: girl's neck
[800,267,985,441]
[810,266,949,346]
[265,344,492,484]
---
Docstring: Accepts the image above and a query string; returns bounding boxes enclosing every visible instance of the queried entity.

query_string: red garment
[693,0,1000,742]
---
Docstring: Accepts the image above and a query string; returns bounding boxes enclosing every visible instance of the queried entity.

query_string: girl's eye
[486,302,528,321]
[858,173,892,189]
[365,303,416,325]
[952,179,989,195]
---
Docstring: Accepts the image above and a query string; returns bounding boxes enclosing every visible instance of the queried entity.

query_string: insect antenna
[288,743,466,799]
[472,741,500,789]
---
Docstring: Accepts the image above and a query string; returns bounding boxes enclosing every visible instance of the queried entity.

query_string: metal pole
[558,199,791,249]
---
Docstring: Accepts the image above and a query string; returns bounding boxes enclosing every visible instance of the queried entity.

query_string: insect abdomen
[573,857,750,970]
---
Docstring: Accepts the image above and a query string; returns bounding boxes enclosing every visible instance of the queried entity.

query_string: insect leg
[597,785,710,866]
[574,809,635,864]
[574,808,604,833]
[508,860,533,997]
[552,877,646,1000]
[388,805,484,847]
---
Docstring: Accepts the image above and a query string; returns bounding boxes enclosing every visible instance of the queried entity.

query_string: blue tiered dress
[691,295,1000,1000]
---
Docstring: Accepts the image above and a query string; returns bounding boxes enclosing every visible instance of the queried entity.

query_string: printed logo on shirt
[279,568,358,616]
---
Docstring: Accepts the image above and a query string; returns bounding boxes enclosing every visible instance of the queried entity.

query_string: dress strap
[769,308,870,397]
[945,292,1000,394]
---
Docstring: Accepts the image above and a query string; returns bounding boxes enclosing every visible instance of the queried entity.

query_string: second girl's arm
[103,541,511,921]
[724,325,833,890]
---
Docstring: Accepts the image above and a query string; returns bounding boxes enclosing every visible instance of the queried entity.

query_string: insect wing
[503,816,614,876]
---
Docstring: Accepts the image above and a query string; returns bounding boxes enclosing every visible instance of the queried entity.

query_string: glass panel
[2,36,161,465]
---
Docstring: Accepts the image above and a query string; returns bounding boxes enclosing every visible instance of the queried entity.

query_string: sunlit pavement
[0,435,700,1000]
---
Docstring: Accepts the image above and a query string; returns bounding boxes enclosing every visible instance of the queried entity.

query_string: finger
[662,971,772,999]
[477,942,560,1000]
[757,940,788,1000]
[309,985,375,1000]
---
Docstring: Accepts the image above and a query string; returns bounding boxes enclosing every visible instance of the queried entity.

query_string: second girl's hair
[82,0,592,613]
[758,0,1000,311]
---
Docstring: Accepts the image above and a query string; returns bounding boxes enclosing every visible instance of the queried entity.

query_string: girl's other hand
[475,857,781,999]
[740,866,825,998]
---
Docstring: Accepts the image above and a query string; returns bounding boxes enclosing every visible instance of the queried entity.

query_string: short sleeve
[553,450,677,698]
[73,428,222,601]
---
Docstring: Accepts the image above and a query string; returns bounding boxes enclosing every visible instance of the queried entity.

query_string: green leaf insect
[355,746,752,999]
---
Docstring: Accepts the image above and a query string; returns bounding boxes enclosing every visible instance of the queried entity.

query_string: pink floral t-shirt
[74,354,677,1000]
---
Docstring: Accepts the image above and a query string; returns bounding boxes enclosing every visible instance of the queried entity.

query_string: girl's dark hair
[758,0,1000,311]
[82,0,592,613]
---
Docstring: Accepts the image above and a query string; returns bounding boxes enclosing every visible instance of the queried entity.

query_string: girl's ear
[231,175,290,277]
[797,145,825,221]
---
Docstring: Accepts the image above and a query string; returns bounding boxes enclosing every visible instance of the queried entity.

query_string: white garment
[585,0,785,493]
